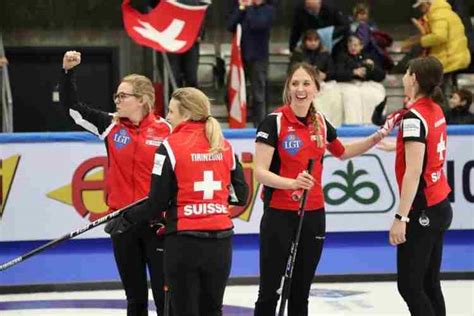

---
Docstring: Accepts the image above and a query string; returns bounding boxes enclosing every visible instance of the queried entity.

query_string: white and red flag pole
[227,24,247,128]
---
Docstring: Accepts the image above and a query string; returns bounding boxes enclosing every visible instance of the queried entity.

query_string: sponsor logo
[309,288,366,298]
[323,155,395,214]
[228,152,257,221]
[47,157,108,221]
[282,133,303,156]
[112,128,131,149]
[46,152,259,223]
[419,211,430,227]
[0,155,21,219]
[152,154,166,176]
[402,118,421,138]
[256,131,269,139]
[145,139,162,147]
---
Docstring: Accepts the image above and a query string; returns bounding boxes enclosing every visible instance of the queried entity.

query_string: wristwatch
[395,214,410,223]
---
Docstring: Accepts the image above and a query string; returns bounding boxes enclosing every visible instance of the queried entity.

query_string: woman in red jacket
[254,62,402,315]
[391,56,452,316]
[120,87,249,316]
[60,51,171,316]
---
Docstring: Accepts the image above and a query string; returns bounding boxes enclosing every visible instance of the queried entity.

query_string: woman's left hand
[389,220,407,246]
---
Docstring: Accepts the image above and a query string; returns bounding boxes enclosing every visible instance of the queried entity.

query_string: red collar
[280,104,310,126]
[120,113,157,129]
[407,97,432,109]
[172,120,206,134]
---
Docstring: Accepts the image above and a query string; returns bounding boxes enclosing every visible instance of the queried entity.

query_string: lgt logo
[282,133,303,156]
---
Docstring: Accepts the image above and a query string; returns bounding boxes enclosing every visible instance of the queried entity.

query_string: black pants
[255,208,326,316]
[112,223,166,316]
[168,42,199,88]
[244,58,268,127]
[397,198,453,316]
[164,234,232,316]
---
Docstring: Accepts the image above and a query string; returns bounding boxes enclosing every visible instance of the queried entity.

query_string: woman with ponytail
[120,87,249,315]
[254,62,404,315]
[391,56,452,316]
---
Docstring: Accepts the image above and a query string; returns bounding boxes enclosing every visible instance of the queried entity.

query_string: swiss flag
[122,0,208,53]
[227,25,247,128]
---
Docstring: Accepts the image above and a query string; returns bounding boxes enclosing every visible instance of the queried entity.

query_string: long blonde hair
[171,87,225,153]
[283,63,323,147]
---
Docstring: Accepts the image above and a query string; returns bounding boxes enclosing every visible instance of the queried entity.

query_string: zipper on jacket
[131,127,139,201]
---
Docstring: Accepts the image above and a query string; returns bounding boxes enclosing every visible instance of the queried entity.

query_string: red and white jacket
[396,97,451,209]
[60,69,172,213]
[256,104,344,211]
[140,121,248,234]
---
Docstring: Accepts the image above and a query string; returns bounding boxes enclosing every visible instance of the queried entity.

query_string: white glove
[376,109,407,140]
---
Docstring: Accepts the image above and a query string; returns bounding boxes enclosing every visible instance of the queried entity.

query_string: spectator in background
[335,35,386,124]
[167,0,210,88]
[289,29,344,126]
[446,88,474,124]
[448,0,474,72]
[227,0,275,127]
[289,0,350,55]
[350,2,394,70]
[289,29,334,81]
[335,36,386,83]
[411,0,471,94]
[394,9,430,73]
[0,56,7,67]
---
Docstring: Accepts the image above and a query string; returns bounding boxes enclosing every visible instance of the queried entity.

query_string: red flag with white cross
[227,24,247,128]
[122,0,208,53]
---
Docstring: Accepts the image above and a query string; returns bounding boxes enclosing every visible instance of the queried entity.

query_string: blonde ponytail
[309,103,323,147]
[171,87,226,153]
[205,117,225,153]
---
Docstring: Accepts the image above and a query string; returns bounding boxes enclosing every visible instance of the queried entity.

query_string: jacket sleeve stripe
[230,144,236,170]
[410,109,429,138]
[69,109,100,136]
[100,119,117,140]
[163,140,176,170]
[270,112,282,137]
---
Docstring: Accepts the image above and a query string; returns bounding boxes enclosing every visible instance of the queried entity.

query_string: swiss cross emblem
[437,134,446,161]
[194,171,222,200]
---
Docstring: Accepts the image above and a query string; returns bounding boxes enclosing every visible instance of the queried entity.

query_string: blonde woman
[122,87,249,315]
[254,62,403,315]
[60,51,171,315]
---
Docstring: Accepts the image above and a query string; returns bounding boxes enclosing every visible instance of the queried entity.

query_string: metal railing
[0,34,13,132]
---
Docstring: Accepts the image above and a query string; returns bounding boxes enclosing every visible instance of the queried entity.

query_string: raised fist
[63,51,81,71]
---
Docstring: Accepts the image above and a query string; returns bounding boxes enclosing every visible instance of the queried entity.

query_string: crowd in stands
[3,0,472,129]
[222,0,473,127]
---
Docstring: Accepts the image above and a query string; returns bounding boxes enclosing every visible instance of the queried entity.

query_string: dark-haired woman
[253,62,404,316]
[391,56,453,316]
